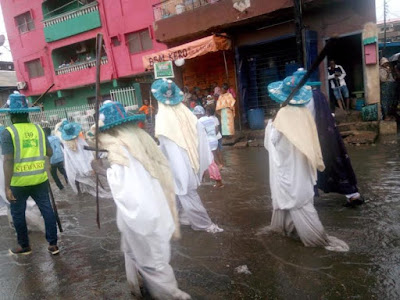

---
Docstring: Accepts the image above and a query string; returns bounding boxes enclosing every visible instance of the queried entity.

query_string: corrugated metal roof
[0,70,17,87]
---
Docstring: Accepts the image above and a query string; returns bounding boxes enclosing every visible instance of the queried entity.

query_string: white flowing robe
[63,138,110,198]
[265,120,349,252]
[107,147,186,299]
[159,121,215,231]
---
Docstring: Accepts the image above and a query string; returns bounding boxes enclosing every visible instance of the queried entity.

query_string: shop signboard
[154,61,175,79]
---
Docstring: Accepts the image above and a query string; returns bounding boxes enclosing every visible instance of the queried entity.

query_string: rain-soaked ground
[1,137,400,300]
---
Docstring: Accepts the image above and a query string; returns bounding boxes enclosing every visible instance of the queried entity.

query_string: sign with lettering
[154,61,175,79]
[142,35,232,70]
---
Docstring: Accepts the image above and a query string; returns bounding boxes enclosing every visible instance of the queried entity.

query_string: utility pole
[383,0,387,57]
[293,0,305,67]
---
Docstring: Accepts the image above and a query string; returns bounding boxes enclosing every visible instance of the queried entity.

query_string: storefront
[235,31,319,122]
[142,35,239,122]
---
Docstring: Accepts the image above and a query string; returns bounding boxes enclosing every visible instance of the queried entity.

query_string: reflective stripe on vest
[7,123,48,187]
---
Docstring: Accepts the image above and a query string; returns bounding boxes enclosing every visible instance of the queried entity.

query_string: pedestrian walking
[305,82,364,207]
[265,69,349,251]
[193,105,224,188]
[0,92,59,255]
[91,100,190,299]
[328,60,349,110]
[43,127,68,190]
[56,120,110,198]
[152,79,223,233]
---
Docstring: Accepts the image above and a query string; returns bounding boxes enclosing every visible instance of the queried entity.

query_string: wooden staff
[48,182,63,232]
[94,33,103,229]
[32,84,55,107]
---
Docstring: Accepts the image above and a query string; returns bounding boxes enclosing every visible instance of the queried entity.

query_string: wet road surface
[1,140,400,299]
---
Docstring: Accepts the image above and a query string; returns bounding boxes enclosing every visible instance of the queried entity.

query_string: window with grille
[25,59,44,78]
[54,98,66,107]
[15,11,35,34]
[126,29,152,54]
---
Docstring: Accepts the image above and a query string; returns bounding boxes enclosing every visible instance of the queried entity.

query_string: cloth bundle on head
[92,101,180,239]
[152,79,200,174]
[268,69,325,177]
[193,105,205,116]
[0,91,40,114]
[380,57,389,66]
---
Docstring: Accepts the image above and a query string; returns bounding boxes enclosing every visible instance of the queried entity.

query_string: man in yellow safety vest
[0,92,59,255]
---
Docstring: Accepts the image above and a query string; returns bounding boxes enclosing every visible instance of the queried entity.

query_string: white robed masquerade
[265,106,349,252]
[98,124,189,300]
[55,121,110,198]
[156,103,222,233]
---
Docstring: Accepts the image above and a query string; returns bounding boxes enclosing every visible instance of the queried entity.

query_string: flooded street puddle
[0,141,400,299]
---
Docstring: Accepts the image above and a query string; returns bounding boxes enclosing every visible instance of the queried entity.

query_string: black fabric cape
[313,89,358,195]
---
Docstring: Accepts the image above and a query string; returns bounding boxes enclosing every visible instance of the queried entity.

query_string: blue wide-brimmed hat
[151,78,183,106]
[267,68,312,106]
[99,100,145,132]
[58,120,82,141]
[0,92,40,114]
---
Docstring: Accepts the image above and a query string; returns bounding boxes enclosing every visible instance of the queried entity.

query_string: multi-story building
[149,0,377,123]
[377,19,400,58]
[1,0,165,110]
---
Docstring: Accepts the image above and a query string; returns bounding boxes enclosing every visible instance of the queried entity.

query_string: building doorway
[325,33,364,109]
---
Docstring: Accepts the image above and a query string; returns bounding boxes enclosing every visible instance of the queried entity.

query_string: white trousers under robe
[158,135,215,231]
[265,121,349,252]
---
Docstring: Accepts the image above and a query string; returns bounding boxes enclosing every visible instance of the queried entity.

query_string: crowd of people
[0,69,367,299]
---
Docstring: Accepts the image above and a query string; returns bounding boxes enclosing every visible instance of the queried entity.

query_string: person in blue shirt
[44,128,68,190]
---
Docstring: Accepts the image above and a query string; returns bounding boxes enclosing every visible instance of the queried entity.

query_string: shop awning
[142,35,231,70]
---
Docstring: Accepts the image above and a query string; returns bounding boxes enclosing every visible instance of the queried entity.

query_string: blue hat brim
[61,132,80,141]
[151,79,183,106]
[60,122,82,141]
[267,81,312,106]
[99,114,146,132]
[0,107,41,114]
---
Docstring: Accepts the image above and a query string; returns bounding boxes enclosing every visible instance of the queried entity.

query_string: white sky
[0,1,398,63]
[376,0,400,23]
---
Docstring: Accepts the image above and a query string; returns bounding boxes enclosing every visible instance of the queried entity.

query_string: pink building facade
[1,0,165,109]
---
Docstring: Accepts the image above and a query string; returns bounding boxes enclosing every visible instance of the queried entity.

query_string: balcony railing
[56,57,108,75]
[43,1,99,28]
[153,0,219,21]
[42,1,101,42]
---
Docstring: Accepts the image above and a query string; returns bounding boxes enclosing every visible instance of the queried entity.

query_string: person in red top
[138,99,155,115]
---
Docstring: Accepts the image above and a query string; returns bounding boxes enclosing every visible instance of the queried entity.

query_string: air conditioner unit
[17,81,27,90]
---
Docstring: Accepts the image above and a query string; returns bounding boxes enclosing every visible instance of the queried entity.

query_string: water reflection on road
[0,141,400,299]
